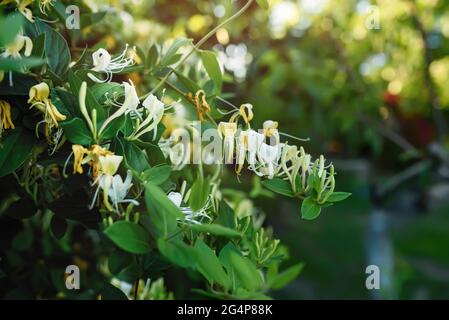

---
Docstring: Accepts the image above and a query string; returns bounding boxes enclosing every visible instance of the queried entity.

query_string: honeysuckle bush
[0,0,349,299]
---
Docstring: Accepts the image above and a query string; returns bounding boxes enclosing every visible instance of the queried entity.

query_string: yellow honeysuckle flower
[263,120,278,138]
[72,145,89,174]
[28,82,66,131]
[0,100,15,135]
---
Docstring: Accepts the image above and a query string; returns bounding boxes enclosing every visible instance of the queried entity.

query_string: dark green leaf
[104,221,152,254]
[60,118,92,145]
[262,178,295,197]
[0,128,34,177]
[157,239,196,268]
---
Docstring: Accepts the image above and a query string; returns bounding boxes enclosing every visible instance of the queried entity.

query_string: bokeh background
[128,0,449,299]
[3,0,449,299]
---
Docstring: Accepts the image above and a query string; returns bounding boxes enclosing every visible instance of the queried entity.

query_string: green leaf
[91,82,123,104]
[60,118,93,145]
[188,176,211,211]
[68,70,106,119]
[99,116,125,140]
[173,70,201,94]
[157,239,197,268]
[301,197,321,220]
[142,164,171,185]
[223,249,262,292]
[30,33,45,58]
[115,137,150,172]
[0,128,34,177]
[161,38,191,66]
[101,283,128,300]
[189,223,242,238]
[200,50,222,92]
[269,263,304,290]
[162,53,182,66]
[326,192,352,203]
[0,57,45,72]
[306,173,321,193]
[194,239,230,289]
[262,178,295,197]
[145,182,184,220]
[12,228,34,251]
[108,250,132,275]
[25,18,71,78]
[216,201,236,229]
[146,44,159,70]
[0,13,22,47]
[256,0,270,9]
[104,221,152,255]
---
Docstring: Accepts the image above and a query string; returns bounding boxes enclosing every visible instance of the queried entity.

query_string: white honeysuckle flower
[218,122,237,164]
[129,93,165,141]
[87,45,135,83]
[122,80,140,114]
[255,142,282,179]
[167,191,183,207]
[317,155,325,178]
[90,154,123,211]
[2,33,33,59]
[167,191,211,224]
[97,80,140,137]
[103,170,139,213]
[124,93,166,141]
[99,154,122,176]
[246,129,265,170]
[2,32,33,86]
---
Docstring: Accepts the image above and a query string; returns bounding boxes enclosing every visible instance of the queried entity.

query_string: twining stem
[141,0,255,100]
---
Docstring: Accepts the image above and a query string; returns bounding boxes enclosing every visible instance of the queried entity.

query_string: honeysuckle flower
[255,142,282,179]
[28,82,66,144]
[87,45,135,83]
[2,33,33,59]
[218,122,237,164]
[122,80,140,115]
[90,154,123,211]
[97,80,139,137]
[2,31,33,86]
[38,0,53,14]
[72,145,89,174]
[246,129,265,170]
[263,120,279,141]
[68,144,113,178]
[0,99,14,136]
[128,93,165,141]
[167,191,211,224]
[103,170,139,213]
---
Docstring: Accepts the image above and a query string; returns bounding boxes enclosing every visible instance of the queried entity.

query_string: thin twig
[141,0,255,99]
